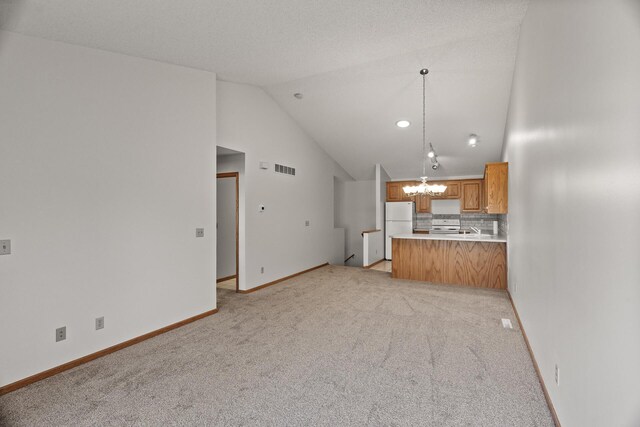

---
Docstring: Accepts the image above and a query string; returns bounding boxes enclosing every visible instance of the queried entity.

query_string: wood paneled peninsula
[391,234,507,289]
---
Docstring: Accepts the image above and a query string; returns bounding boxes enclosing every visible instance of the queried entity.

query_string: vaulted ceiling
[0,0,529,179]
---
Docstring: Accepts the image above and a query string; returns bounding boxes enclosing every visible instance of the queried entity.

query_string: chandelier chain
[422,71,427,177]
[402,68,447,197]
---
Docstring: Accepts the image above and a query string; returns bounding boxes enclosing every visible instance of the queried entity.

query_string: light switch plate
[0,240,10,255]
[196,228,204,238]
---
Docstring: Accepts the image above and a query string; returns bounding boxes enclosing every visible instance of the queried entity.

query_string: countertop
[392,233,507,243]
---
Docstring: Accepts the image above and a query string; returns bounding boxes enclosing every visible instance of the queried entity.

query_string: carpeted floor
[0,265,553,426]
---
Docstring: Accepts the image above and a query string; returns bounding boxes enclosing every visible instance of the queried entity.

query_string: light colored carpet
[0,265,553,426]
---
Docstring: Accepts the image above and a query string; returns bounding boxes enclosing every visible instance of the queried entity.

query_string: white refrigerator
[385,202,414,260]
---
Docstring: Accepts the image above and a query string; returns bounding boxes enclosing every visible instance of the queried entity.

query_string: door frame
[216,172,239,293]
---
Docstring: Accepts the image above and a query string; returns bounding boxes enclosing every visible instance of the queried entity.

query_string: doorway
[216,172,239,293]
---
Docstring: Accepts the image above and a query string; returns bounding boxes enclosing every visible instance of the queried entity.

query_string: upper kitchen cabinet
[461,180,483,212]
[386,181,413,202]
[386,180,429,211]
[484,162,508,213]
[445,181,460,198]
[430,181,460,199]
[415,194,431,213]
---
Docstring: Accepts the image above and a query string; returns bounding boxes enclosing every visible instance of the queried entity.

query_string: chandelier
[403,69,447,197]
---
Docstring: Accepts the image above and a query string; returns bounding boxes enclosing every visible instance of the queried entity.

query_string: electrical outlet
[196,228,204,238]
[555,364,560,386]
[260,266,264,274]
[56,326,66,342]
[0,240,10,255]
[95,317,104,330]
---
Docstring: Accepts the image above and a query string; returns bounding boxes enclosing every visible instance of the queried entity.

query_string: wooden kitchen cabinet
[386,181,404,201]
[386,181,414,202]
[387,180,430,211]
[415,194,431,213]
[386,164,507,213]
[444,181,460,198]
[484,162,508,213]
[461,180,483,212]
[430,181,460,199]
[387,179,458,209]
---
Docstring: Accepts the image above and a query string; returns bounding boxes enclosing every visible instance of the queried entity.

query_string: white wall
[329,228,345,266]
[502,1,640,425]
[333,176,346,229]
[332,177,347,266]
[216,175,236,279]
[0,32,217,387]
[375,164,390,229]
[217,81,352,290]
[373,164,390,264]
[362,230,384,267]
[337,180,377,266]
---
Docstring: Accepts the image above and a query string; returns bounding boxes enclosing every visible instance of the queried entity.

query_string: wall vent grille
[275,164,296,176]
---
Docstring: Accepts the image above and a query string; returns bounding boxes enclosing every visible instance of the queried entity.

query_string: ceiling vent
[275,164,296,176]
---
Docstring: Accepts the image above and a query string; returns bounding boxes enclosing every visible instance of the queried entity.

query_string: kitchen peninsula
[391,233,507,289]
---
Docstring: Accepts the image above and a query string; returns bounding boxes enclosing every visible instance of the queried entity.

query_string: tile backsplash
[415,212,509,235]
[498,214,508,235]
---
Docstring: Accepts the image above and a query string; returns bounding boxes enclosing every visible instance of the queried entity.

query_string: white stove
[430,219,461,234]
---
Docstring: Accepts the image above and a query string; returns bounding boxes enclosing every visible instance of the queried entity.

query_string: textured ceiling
[266,26,523,180]
[0,0,529,179]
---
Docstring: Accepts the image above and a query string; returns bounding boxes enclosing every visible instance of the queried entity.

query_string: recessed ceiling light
[468,134,478,147]
[396,120,410,128]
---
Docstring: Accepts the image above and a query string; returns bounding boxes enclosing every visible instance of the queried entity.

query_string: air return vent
[275,164,296,176]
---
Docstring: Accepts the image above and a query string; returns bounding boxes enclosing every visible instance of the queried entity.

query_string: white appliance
[385,202,414,259]
[430,219,461,234]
